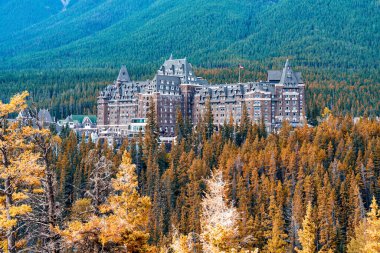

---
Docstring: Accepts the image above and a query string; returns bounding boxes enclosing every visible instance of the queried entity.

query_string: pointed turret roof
[279,59,298,86]
[117,65,131,82]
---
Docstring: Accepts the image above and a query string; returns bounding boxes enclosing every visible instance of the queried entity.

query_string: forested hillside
[1,92,380,252]
[0,0,379,120]
[0,0,62,40]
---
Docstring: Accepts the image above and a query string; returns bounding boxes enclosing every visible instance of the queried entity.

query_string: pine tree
[169,228,194,253]
[27,127,63,252]
[175,108,185,144]
[144,98,159,155]
[203,98,214,140]
[237,102,251,145]
[265,201,288,253]
[0,92,45,253]
[60,152,152,252]
[348,196,380,253]
[296,202,316,253]
[200,170,239,253]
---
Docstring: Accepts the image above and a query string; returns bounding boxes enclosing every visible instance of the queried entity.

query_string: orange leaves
[60,151,151,251]
[1,151,44,187]
[348,197,380,253]
[8,205,32,217]
[0,91,51,252]
[0,91,29,118]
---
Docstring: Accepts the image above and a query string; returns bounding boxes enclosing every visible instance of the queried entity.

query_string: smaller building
[17,108,55,129]
[58,115,97,142]
[128,118,147,138]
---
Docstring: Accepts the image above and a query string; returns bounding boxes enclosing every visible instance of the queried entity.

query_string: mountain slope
[0,0,155,59]
[0,0,378,73]
[228,0,379,71]
[0,0,274,69]
[0,0,63,40]
[0,0,378,120]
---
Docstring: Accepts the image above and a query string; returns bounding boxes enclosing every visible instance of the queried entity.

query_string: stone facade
[97,56,306,138]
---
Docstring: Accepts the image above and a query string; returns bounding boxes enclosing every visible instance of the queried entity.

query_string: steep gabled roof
[85,115,97,123]
[279,59,300,86]
[38,109,53,123]
[117,65,131,82]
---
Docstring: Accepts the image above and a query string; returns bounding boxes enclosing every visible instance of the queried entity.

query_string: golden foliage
[60,151,152,252]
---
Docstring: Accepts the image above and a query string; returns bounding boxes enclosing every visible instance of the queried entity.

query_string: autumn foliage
[1,92,380,253]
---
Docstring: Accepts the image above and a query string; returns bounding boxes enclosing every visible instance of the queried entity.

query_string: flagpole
[238,65,241,83]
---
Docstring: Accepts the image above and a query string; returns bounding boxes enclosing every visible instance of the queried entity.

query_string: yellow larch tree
[200,169,257,253]
[169,228,194,253]
[347,196,380,253]
[25,124,62,252]
[200,169,239,253]
[296,202,316,253]
[0,92,45,253]
[60,151,152,252]
[265,201,288,253]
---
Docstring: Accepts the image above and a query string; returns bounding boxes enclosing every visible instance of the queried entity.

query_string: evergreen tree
[265,203,288,253]
[348,196,380,253]
[0,92,45,253]
[296,202,316,253]
[60,152,152,252]
[237,102,251,145]
[200,170,239,252]
[203,98,214,140]
[175,108,185,144]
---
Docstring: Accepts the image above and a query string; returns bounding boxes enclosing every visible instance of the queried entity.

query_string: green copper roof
[70,115,97,123]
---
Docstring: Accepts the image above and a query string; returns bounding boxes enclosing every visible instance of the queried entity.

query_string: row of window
[159,127,175,133]
[159,85,180,91]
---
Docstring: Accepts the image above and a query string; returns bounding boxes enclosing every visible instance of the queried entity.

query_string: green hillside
[0,0,63,40]
[1,0,378,71]
[0,0,379,120]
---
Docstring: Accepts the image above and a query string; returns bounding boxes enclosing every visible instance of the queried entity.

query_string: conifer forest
[1,0,379,252]
[1,92,380,252]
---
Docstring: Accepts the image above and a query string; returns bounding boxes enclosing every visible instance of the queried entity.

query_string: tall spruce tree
[296,202,316,253]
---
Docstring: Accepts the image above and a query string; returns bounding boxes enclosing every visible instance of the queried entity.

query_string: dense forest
[1,92,380,252]
[0,0,378,122]
[1,65,378,124]
[0,0,379,249]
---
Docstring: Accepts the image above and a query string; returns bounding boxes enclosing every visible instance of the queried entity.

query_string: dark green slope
[0,0,62,40]
[0,0,378,74]
[228,0,379,72]
[0,0,155,59]
[0,0,274,70]
[0,0,379,120]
